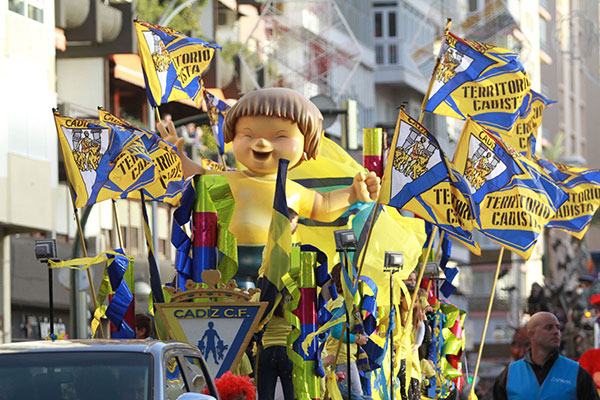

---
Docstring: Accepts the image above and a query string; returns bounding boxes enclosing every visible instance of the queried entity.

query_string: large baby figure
[159,88,380,280]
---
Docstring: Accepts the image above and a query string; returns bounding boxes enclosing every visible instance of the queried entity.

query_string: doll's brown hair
[223,87,323,159]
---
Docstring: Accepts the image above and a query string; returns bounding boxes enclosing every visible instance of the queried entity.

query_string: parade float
[46,16,600,400]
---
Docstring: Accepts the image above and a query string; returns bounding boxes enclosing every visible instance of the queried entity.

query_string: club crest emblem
[464,147,499,191]
[462,133,507,194]
[392,128,435,180]
[72,128,103,172]
[436,47,463,84]
[151,35,171,72]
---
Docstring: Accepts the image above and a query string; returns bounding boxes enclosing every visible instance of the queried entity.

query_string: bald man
[493,312,598,400]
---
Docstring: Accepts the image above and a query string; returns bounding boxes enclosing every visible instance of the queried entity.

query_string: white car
[0,339,220,400]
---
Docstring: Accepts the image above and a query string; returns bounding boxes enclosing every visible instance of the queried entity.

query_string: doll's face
[232,115,305,175]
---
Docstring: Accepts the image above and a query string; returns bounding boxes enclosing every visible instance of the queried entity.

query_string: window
[8,0,24,14]
[8,0,43,22]
[388,44,398,64]
[120,226,128,250]
[539,18,548,51]
[159,238,168,259]
[103,229,115,250]
[468,0,479,12]
[28,0,43,22]
[376,44,384,65]
[0,352,152,400]
[374,12,383,37]
[388,12,396,37]
[131,227,139,254]
[165,358,187,400]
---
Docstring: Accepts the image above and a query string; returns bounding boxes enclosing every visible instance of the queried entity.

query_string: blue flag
[379,109,481,255]
[536,157,600,239]
[204,90,230,155]
[54,112,156,208]
[426,31,531,132]
[98,109,185,206]
[491,90,555,157]
[454,118,568,259]
[258,158,292,323]
[134,21,221,107]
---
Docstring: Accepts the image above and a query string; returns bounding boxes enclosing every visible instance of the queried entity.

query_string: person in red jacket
[578,293,600,393]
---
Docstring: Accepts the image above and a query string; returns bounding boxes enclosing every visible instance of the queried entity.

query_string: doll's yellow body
[159,87,380,246]
[215,170,314,245]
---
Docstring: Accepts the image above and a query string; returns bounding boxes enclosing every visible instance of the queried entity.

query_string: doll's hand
[157,120,206,178]
[157,121,185,155]
[351,171,381,203]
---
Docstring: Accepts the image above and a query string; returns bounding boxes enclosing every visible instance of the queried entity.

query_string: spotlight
[333,229,357,251]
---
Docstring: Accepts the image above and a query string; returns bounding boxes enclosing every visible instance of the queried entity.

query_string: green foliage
[196,125,236,167]
[543,131,565,161]
[220,41,243,64]
[129,0,206,36]
[199,125,218,153]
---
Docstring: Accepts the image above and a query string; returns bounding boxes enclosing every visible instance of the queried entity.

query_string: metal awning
[110,54,228,110]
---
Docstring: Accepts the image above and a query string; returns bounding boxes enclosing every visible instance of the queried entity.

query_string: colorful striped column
[292,251,320,400]
[192,176,218,282]
[363,128,383,177]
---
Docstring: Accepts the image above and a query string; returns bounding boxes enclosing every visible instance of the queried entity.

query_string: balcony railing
[460,0,520,43]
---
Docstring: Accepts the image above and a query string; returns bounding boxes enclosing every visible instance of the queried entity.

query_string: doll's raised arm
[310,171,380,221]
[157,121,206,178]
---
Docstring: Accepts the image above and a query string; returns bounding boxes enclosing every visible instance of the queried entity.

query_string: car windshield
[0,351,153,400]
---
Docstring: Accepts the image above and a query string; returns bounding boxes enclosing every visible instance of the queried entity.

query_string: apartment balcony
[460,0,520,43]
[373,39,428,93]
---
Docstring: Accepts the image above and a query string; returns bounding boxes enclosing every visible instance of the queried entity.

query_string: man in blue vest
[492,311,598,400]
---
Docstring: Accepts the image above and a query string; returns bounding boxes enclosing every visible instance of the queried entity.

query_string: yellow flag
[54,112,155,208]
[134,21,220,107]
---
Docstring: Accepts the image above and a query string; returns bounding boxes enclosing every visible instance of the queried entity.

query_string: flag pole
[356,105,405,280]
[200,82,228,168]
[401,13,451,321]
[418,18,452,124]
[434,231,445,260]
[402,225,438,327]
[469,246,505,400]
[111,200,125,249]
[67,189,104,338]
[154,107,162,126]
[355,201,379,280]
[54,108,104,338]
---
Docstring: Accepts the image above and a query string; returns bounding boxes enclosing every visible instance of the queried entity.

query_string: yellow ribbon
[326,371,343,400]
[282,273,311,400]
[91,305,107,338]
[301,313,345,357]
[48,250,130,270]
[45,332,66,341]
[57,251,133,338]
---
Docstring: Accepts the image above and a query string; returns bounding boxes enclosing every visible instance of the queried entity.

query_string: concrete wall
[1,4,59,232]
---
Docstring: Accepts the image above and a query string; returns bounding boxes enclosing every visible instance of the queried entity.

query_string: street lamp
[333,229,358,400]
[423,261,445,299]
[34,239,59,338]
[383,251,403,400]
